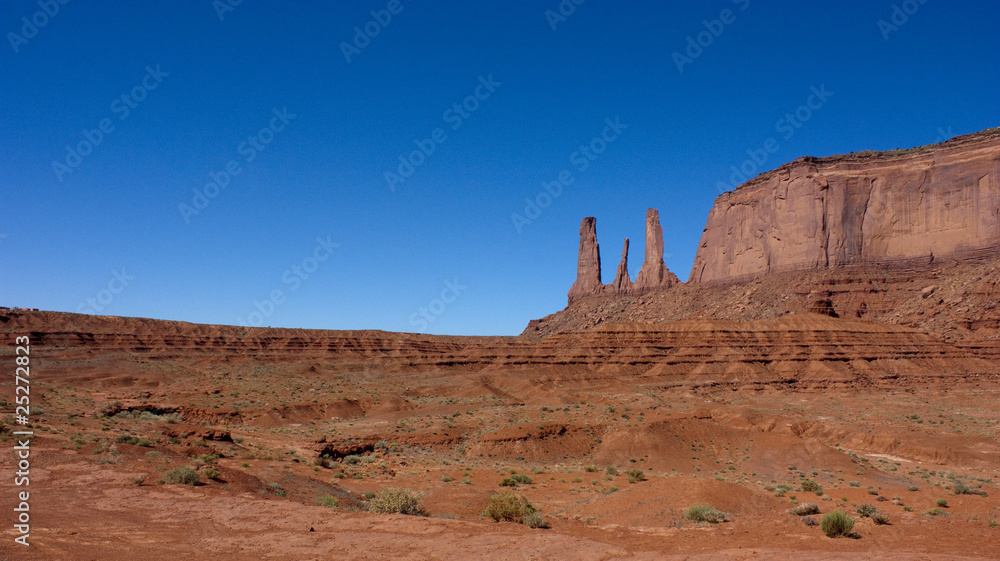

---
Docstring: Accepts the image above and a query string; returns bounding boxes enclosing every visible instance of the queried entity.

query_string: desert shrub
[790,503,820,516]
[801,479,823,495]
[369,488,423,515]
[483,490,535,523]
[605,465,619,476]
[267,482,287,497]
[523,512,549,529]
[856,503,878,518]
[625,469,646,483]
[925,508,945,516]
[440,476,453,482]
[583,465,598,473]
[343,455,361,465]
[204,468,221,480]
[820,511,854,538]
[875,495,888,502]
[160,467,200,485]
[867,489,879,495]
[871,512,890,525]
[499,473,533,487]
[936,498,948,508]
[953,481,988,496]
[907,485,919,491]
[115,435,141,445]
[683,504,727,524]
[316,495,339,508]
[802,516,818,526]
[130,474,146,486]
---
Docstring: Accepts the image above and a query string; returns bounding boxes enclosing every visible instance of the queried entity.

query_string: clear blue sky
[2,1,998,335]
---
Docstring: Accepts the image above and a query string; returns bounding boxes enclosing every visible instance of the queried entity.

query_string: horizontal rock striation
[690,128,1000,284]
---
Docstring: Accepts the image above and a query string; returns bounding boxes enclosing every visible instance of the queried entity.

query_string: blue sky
[2,0,998,335]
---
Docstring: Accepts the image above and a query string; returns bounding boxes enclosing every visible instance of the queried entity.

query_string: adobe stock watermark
[934,126,953,143]
[878,0,929,41]
[7,0,71,54]
[179,107,296,223]
[76,269,134,314]
[51,65,169,183]
[512,116,627,234]
[715,84,833,194]
[213,0,244,22]
[236,236,339,327]
[340,0,414,63]
[672,0,750,73]
[384,74,500,192]
[544,0,586,31]
[408,278,466,332]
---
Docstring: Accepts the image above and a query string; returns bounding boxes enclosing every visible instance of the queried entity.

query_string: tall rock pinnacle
[634,208,678,292]
[567,209,679,304]
[567,217,602,303]
[612,238,632,293]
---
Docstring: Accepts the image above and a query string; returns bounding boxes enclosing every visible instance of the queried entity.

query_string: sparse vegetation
[499,473,533,487]
[790,503,820,516]
[683,504,727,524]
[160,467,200,486]
[369,488,423,515]
[522,512,549,529]
[801,479,823,495]
[625,469,646,483]
[820,511,854,538]
[316,495,339,508]
[483,490,535,523]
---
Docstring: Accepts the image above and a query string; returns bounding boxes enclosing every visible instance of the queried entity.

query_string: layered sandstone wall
[690,129,1000,284]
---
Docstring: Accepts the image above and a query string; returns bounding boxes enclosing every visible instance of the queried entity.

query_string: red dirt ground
[1,309,998,559]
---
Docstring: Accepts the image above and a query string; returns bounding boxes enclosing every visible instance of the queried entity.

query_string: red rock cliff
[690,128,1000,284]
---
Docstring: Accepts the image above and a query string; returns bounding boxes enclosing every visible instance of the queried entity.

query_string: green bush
[683,504,727,524]
[925,508,945,516]
[936,498,948,508]
[160,467,200,485]
[801,479,823,495]
[316,495,339,508]
[856,504,878,518]
[369,488,423,515]
[820,511,854,538]
[343,455,362,465]
[605,465,619,476]
[483,490,535,523]
[523,512,549,529]
[499,473,533,487]
[625,469,646,483]
[204,468,221,480]
[953,482,988,496]
[790,503,819,516]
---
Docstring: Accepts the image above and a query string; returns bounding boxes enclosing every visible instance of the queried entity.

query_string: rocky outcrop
[567,209,679,304]
[634,209,677,292]
[690,128,1000,284]
[567,217,602,301]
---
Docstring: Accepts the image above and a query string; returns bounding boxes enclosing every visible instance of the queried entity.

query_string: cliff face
[567,208,679,303]
[690,129,1000,284]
